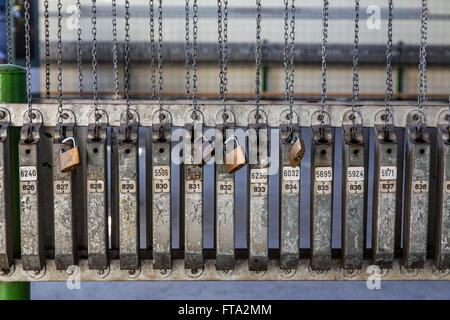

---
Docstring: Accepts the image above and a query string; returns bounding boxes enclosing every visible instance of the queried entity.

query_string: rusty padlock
[289,135,305,168]
[224,136,247,174]
[195,135,215,167]
[59,136,80,173]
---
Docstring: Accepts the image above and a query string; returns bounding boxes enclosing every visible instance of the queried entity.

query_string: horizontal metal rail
[0,100,447,127]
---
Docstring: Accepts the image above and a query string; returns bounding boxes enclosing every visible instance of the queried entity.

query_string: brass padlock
[224,136,247,174]
[59,136,80,173]
[195,135,215,167]
[289,135,305,168]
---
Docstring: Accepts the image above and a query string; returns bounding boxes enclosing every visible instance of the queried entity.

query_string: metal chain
[185,0,191,99]
[76,0,83,97]
[57,0,63,124]
[384,0,394,128]
[191,0,199,116]
[218,0,229,115]
[91,0,99,127]
[320,0,329,123]
[255,0,262,118]
[351,0,360,126]
[283,0,295,127]
[150,0,156,98]
[158,0,164,115]
[112,0,119,99]
[417,0,428,126]
[24,0,33,127]
[44,0,50,99]
[6,0,13,64]
[124,0,131,127]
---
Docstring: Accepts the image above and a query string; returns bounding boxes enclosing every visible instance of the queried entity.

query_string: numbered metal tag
[248,109,269,271]
[117,110,140,270]
[181,110,204,270]
[0,110,13,270]
[53,120,77,270]
[372,112,402,268]
[279,110,301,269]
[86,112,109,270]
[310,111,334,270]
[151,109,172,270]
[435,111,450,269]
[58,136,80,173]
[341,111,367,269]
[403,111,431,269]
[215,110,237,270]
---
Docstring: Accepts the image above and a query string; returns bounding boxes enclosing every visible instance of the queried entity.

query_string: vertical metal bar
[151,118,172,270]
[342,121,367,269]
[310,123,334,270]
[435,124,450,269]
[53,124,77,270]
[248,116,269,271]
[279,124,300,269]
[181,122,203,270]
[19,121,45,271]
[86,123,108,270]
[403,118,431,268]
[372,124,400,268]
[215,125,235,270]
[117,115,140,270]
[0,121,13,269]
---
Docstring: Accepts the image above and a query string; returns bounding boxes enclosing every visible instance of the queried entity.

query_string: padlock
[194,135,215,167]
[58,136,80,173]
[224,136,247,174]
[289,135,305,168]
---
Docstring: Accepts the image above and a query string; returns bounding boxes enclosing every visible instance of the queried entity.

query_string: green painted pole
[0,64,31,300]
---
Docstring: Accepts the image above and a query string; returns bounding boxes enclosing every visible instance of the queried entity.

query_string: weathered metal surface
[1,101,446,128]
[19,121,45,271]
[181,121,204,270]
[341,119,367,269]
[248,116,269,271]
[1,258,449,282]
[403,121,431,269]
[86,123,108,270]
[435,125,450,269]
[310,124,334,270]
[0,122,13,269]
[279,123,300,269]
[372,125,401,268]
[53,125,77,270]
[151,111,172,270]
[117,113,140,270]
[215,125,235,270]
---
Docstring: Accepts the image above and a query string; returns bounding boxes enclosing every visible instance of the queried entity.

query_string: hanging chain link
[6,0,13,64]
[283,0,295,128]
[417,0,428,126]
[112,0,119,99]
[320,0,329,124]
[255,0,262,119]
[91,0,100,128]
[217,0,229,116]
[57,0,64,124]
[158,0,164,117]
[124,0,132,130]
[24,0,33,128]
[384,0,394,129]
[185,0,191,99]
[191,0,199,117]
[351,0,360,127]
[150,0,156,98]
[44,0,50,99]
[76,0,83,97]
